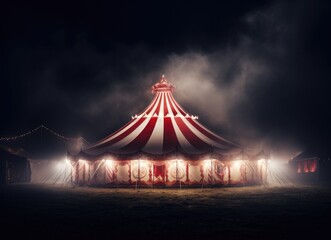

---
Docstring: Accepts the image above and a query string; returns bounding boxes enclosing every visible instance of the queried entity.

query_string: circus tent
[32,75,268,187]
[74,75,241,160]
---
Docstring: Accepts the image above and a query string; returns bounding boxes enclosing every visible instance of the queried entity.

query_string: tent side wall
[0,158,6,184]
[29,159,72,184]
[0,149,30,184]
[71,159,267,187]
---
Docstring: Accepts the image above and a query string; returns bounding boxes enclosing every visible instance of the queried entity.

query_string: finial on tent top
[161,74,167,83]
[151,74,175,94]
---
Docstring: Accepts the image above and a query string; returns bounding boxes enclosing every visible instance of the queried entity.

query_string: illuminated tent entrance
[66,75,268,187]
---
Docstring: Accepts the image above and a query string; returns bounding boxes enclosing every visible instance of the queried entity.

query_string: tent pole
[83,162,86,185]
[201,164,204,189]
[129,161,132,185]
[63,161,66,185]
[104,160,107,184]
[228,163,231,184]
[135,159,140,191]
[243,161,246,186]
[210,146,213,186]
[112,163,115,186]
[210,159,213,186]
[76,161,79,185]
[89,160,103,184]
[70,161,73,186]
[176,159,178,189]
[88,162,91,184]
[179,164,182,190]
[152,163,154,188]
[135,171,138,190]
[186,162,189,183]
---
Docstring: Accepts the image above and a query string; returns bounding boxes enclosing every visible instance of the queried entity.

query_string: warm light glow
[132,114,143,119]
[105,160,114,168]
[257,159,267,167]
[168,160,185,179]
[55,161,65,171]
[139,160,149,170]
[268,159,277,167]
[131,160,149,179]
[231,160,243,168]
[267,159,293,185]
[78,159,89,168]
[177,160,185,169]
[202,159,212,169]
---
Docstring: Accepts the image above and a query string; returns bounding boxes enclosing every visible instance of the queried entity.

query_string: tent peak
[151,74,175,94]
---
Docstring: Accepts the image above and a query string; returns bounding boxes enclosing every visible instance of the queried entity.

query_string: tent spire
[151,74,175,94]
[161,74,166,83]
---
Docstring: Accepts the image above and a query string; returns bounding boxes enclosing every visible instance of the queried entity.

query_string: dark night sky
[1,0,330,159]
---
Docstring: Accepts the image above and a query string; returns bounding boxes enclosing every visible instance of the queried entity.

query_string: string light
[0,125,42,141]
[41,125,77,141]
[0,125,89,143]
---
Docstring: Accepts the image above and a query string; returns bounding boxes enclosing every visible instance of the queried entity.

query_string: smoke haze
[1,0,330,160]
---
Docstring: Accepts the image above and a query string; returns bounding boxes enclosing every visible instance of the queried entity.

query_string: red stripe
[89,94,161,149]
[186,118,238,148]
[89,117,146,151]
[163,117,178,153]
[153,93,161,116]
[120,117,158,153]
[146,93,161,115]
[170,93,186,115]
[175,118,211,151]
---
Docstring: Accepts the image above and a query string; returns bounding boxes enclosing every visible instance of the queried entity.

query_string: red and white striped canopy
[76,75,241,160]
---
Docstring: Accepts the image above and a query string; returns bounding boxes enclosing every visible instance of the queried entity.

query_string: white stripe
[169,92,236,150]
[169,93,187,115]
[167,92,184,117]
[158,92,164,117]
[143,92,165,154]
[166,93,200,154]
[90,93,161,148]
[91,118,140,148]
[102,93,162,151]
[182,117,230,150]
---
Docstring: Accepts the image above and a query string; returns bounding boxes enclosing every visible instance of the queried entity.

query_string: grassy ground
[1,184,331,239]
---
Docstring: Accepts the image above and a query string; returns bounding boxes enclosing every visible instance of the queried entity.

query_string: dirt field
[1,184,330,239]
